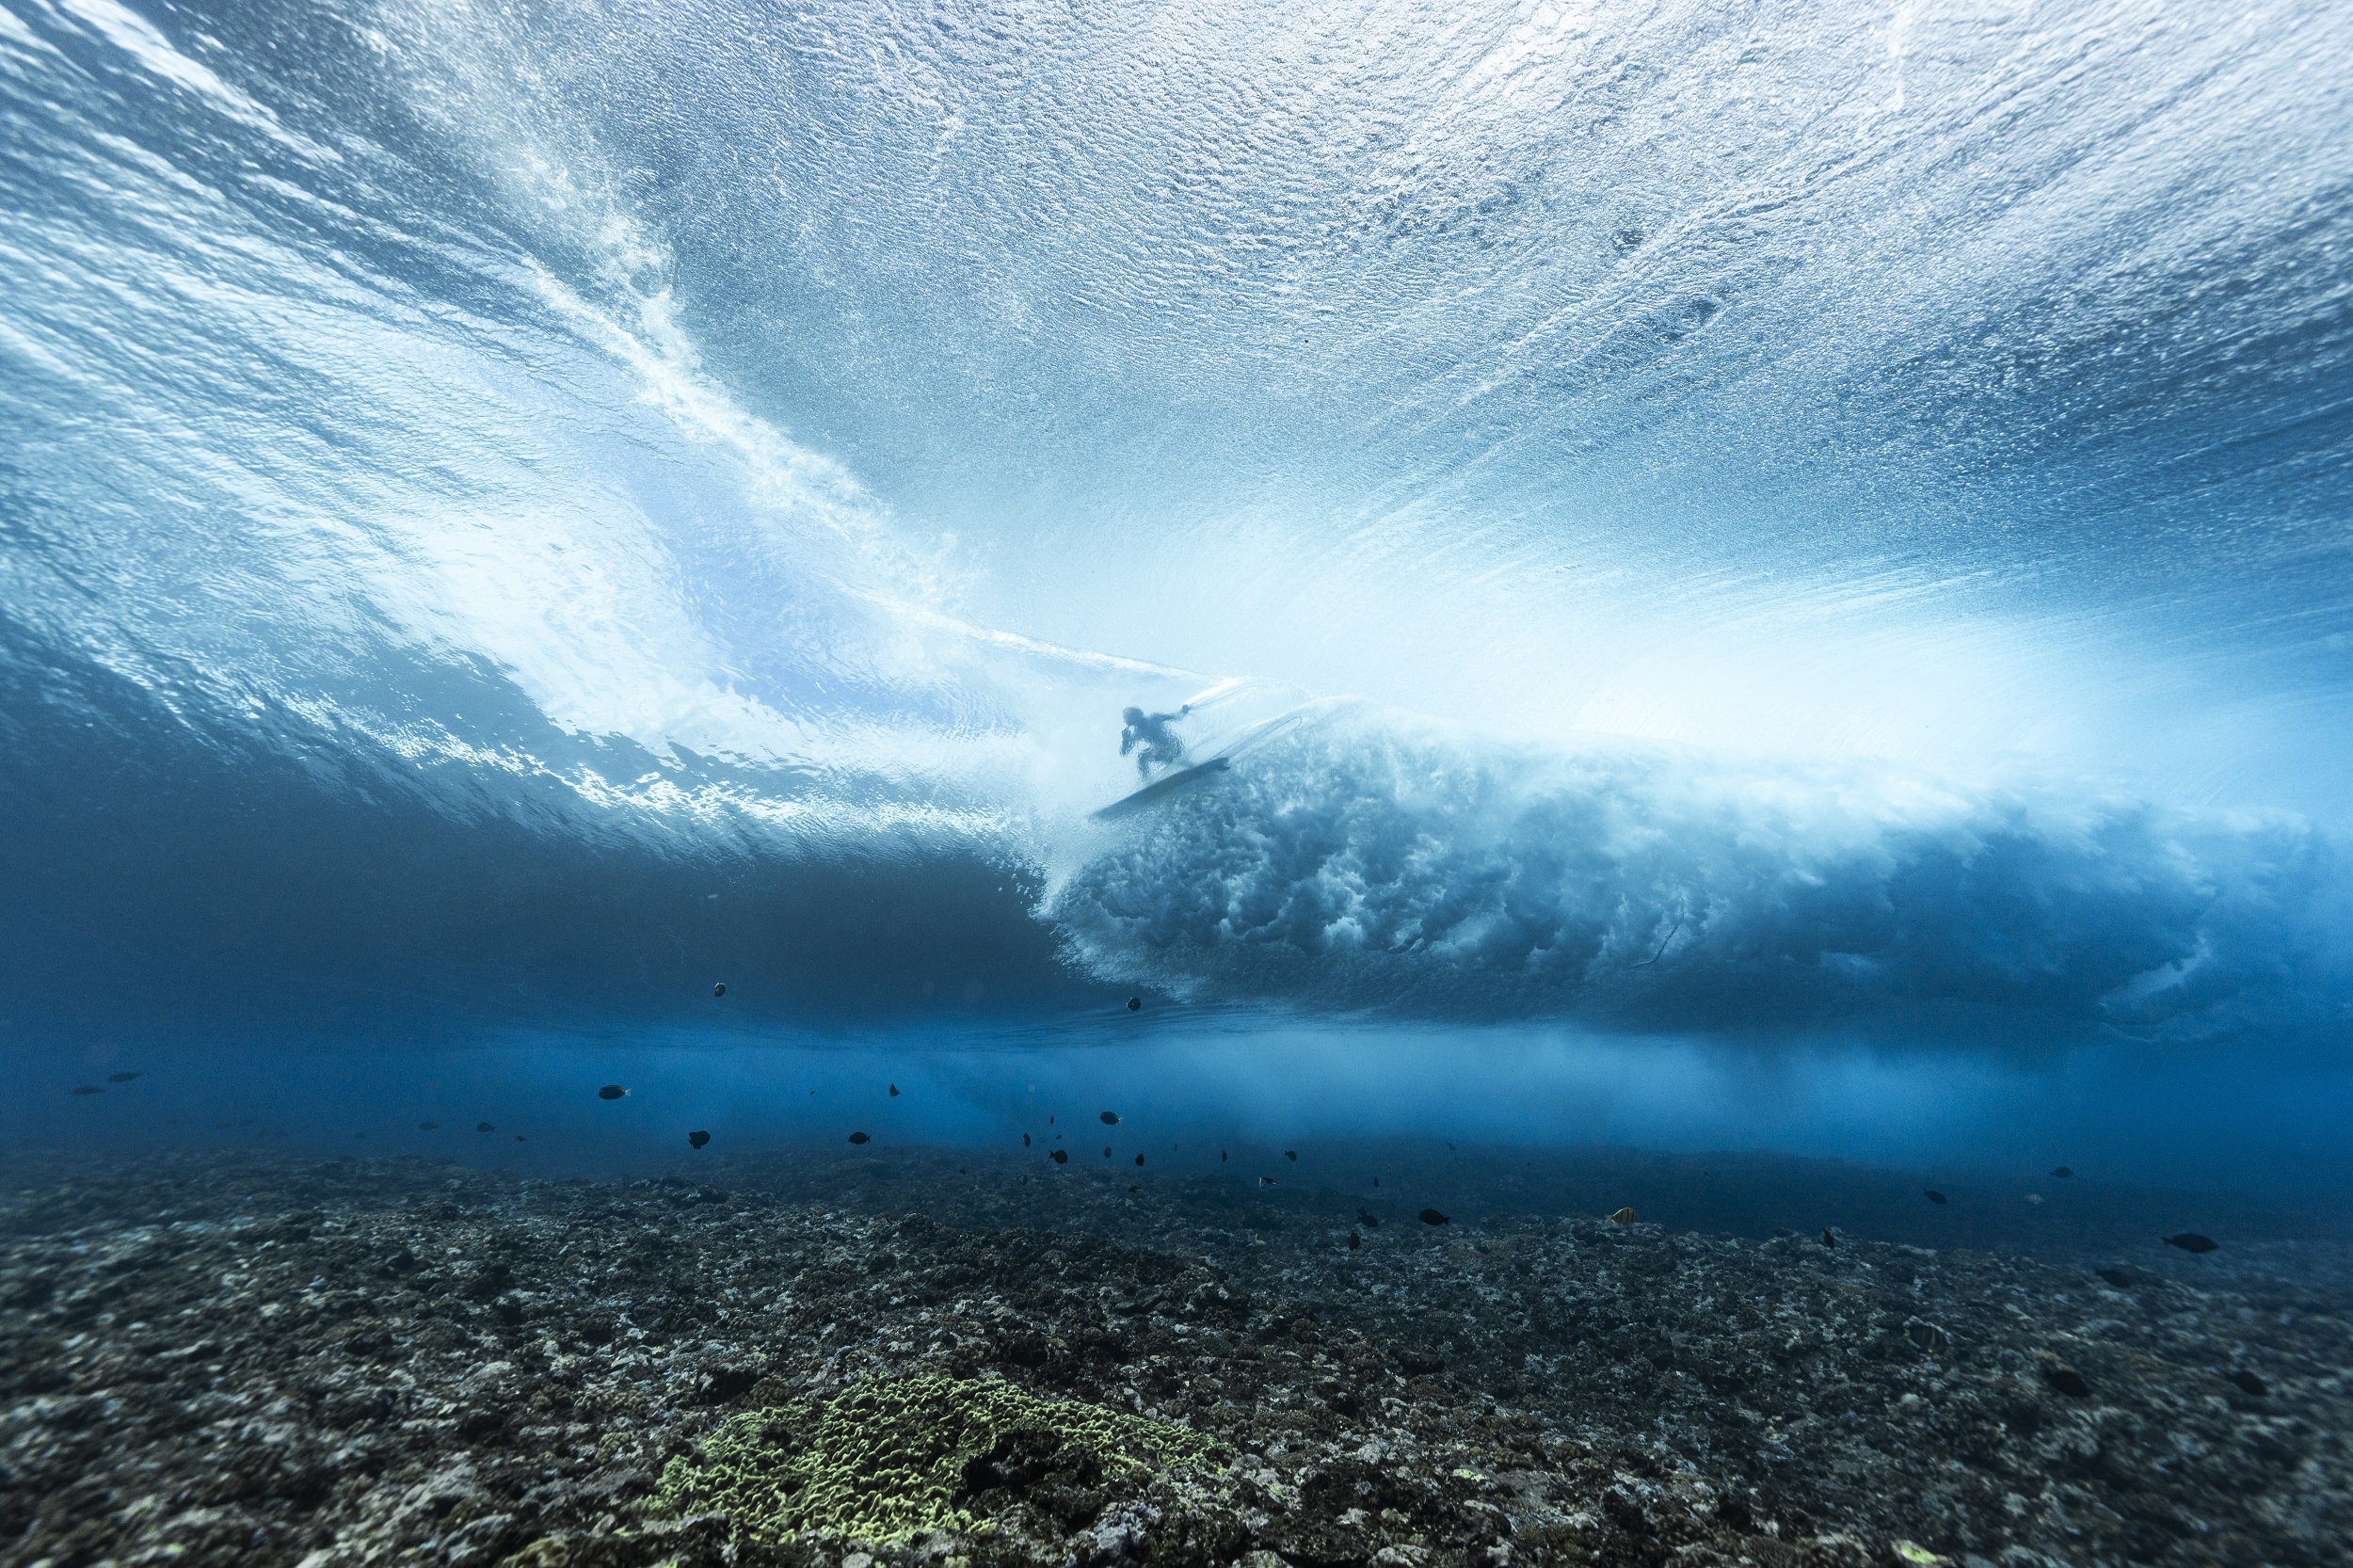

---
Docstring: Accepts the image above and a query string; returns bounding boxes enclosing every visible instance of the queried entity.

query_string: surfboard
[1089,755,1231,821]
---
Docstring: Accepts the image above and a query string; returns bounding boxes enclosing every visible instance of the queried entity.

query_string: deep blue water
[3,0,2351,1213]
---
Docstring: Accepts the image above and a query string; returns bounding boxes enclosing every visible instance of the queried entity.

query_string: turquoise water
[3,0,2351,1211]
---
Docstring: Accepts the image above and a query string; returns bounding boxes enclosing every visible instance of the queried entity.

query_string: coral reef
[658,1374,1223,1544]
[0,1148,2345,1567]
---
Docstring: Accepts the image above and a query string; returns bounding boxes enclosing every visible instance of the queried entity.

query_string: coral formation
[658,1374,1223,1544]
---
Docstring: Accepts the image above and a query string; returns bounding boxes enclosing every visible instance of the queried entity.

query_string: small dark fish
[1134,1154,1144,1166]
[70,1085,102,1096]
[1924,1189,1947,1205]
[598,1085,628,1100]
[106,1072,141,1083]
[1373,1176,1380,1187]
[1128,1184,1140,1192]
[1419,1208,1449,1225]
[2228,1369,2269,1397]
[888,1083,899,1096]
[1099,1111,1120,1125]
[847,1131,870,1145]
[1126,997,1141,1012]
[689,1129,712,1149]
[1022,1133,1031,1147]
[1259,1176,1276,1186]
[1348,1232,1361,1250]
[1050,1149,1068,1164]
[1221,1150,1227,1162]
[1101,1146,1111,1158]
[1821,1229,1838,1248]
[1048,1115,1055,1124]
[2042,1366,2090,1399]
[1284,1150,1297,1161]
[2050,1166,2073,1177]
[477,1122,494,1132]
[2097,1264,2160,1289]
[2165,1232,2219,1254]
[1357,1208,1381,1227]
[419,1121,439,1130]
[513,1134,526,1143]
[712,983,727,997]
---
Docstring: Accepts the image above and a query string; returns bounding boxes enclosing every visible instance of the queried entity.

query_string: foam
[1048,703,2351,1042]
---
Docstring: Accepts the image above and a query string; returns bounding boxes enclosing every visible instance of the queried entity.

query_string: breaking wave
[1050,705,2353,1040]
[1,0,2348,1049]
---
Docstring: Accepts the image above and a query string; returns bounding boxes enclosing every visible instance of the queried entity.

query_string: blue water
[3,0,2351,1208]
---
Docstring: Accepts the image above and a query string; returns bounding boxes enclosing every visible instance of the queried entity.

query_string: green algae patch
[656,1374,1226,1544]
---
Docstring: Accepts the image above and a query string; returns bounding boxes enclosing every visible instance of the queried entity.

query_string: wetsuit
[1119,706,1190,779]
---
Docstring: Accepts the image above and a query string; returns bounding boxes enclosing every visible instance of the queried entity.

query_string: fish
[2165,1232,2219,1254]
[2042,1366,2090,1399]
[1134,1154,1144,1166]
[106,1072,141,1082]
[1259,1176,1276,1186]
[1050,1149,1068,1164]
[1821,1228,1838,1247]
[598,1085,628,1100]
[2025,1193,2043,1205]
[1419,1208,1449,1225]
[1022,1133,1032,1147]
[889,1084,899,1096]
[1221,1151,1227,1161]
[712,983,727,997]
[2228,1369,2269,1397]
[1609,1207,1638,1224]
[1357,1208,1381,1227]
[2097,1264,2160,1288]
[513,1134,526,1143]
[1126,997,1141,1012]
[689,1129,712,1149]
[476,1122,494,1132]
[69,1085,102,1096]
[1285,1150,1297,1161]
[2050,1166,2073,1177]
[1099,1111,1120,1125]
[847,1131,871,1145]
[1101,1146,1111,1158]
[1128,1184,1141,1192]
[1349,1232,1361,1250]
[419,1121,439,1130]
[1924,1189,1947,1205]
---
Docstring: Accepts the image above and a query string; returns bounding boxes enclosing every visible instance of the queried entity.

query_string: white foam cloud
[1049,703,2352,1042]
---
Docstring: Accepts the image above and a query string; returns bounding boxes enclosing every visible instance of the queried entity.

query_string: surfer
[1119,704,1191,778]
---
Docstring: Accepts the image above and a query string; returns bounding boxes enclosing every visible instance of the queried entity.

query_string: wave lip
[1048,704,2352,1042]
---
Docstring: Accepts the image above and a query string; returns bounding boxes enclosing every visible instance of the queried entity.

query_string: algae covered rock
[657,1374,1226,1545]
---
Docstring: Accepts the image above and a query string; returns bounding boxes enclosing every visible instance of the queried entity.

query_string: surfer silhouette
[1119,704,1191,779]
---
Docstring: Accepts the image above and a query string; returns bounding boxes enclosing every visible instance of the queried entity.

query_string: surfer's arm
[1119,730,1136,756]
